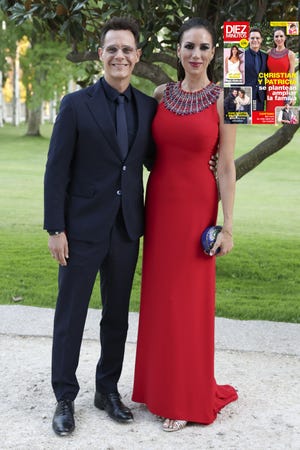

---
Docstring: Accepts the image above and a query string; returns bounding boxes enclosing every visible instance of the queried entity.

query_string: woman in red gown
[132,17,238,432]
[266,28,296,113]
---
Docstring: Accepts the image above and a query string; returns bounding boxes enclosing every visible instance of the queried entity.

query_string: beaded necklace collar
[163,81,221,115]
[269,47,289,59]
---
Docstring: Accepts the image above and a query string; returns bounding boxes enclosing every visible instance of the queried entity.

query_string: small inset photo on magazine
[275,103,299,125]
[224,44,245,85]
[224,86,252,124]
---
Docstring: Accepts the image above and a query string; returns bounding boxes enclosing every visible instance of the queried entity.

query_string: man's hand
[209,153,218,178]
[48,232,69,266]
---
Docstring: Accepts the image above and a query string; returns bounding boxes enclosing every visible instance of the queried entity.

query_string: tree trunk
[235,124,300,180]
[255,0,269,23]
[26,106,42,136]
[12,56,21,126]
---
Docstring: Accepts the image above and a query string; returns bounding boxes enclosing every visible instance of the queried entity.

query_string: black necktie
[254,53,260,74]
[116,95,128,160]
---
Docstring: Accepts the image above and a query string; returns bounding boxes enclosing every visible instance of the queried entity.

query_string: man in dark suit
[44,17,157,436]
[224,88,238,123]
[244,27,268,111]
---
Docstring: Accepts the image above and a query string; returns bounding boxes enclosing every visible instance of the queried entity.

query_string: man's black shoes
[94,391,133,423]
[52,399,75,436]
[52,393,132,434]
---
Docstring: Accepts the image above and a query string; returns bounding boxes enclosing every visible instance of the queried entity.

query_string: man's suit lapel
[85,81,148,162]
[85,80,121,160]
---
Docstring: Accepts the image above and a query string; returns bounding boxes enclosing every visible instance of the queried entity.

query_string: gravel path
[0,305,299,450]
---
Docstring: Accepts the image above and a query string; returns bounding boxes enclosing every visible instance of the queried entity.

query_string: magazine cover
[223,20,299,125]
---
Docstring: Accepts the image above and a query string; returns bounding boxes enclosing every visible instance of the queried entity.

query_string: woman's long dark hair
[177,17,216,81]
[229,45,241,60]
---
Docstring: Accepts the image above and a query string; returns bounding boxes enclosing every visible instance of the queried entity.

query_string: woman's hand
[210,229,233,257]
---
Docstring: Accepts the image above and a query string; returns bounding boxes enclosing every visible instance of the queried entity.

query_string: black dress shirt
[101,77,137,149]
[248,48,262,73]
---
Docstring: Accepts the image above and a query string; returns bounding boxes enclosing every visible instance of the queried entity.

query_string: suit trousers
[51,209,140,401]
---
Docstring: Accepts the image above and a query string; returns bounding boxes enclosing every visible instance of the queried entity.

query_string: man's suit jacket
[245,49,268,104]
[44,79,157,242]
[224,92,237,117]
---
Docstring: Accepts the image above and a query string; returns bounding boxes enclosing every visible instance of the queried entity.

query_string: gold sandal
[162,418,187,432]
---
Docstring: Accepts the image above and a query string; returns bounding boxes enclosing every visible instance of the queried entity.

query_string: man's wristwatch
[48,231,63,236]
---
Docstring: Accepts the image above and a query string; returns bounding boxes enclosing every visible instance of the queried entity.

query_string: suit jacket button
[117,190,122,196]
[122,165,127,171]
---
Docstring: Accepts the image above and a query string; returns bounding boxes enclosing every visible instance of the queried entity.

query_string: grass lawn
[0,123,299,322]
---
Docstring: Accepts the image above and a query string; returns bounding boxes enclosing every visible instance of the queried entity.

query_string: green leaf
[72,1,88,13]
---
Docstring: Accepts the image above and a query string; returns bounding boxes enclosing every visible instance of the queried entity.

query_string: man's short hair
[249,27,263,37]
[100,17,140,47]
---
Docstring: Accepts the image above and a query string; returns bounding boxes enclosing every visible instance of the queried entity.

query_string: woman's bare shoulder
[153,84,167,103]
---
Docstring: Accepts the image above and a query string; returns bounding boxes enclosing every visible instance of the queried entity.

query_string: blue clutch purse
[201,225,222,255]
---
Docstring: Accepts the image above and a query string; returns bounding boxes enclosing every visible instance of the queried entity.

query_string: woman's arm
[211,92,236,256]
[288,50,296,73]
[287,50,296,103]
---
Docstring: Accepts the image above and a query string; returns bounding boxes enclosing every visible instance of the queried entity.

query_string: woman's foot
[162,418,187,432]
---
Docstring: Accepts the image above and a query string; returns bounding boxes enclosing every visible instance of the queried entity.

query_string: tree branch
[66,51,98,62]
[66,50,173,85]
[235,124,300,180]
[148,53,177,68]
[133,61,173,84]
[66,50,178,71]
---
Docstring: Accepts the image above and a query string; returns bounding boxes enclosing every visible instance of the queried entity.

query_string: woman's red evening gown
[132,83,238,424]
